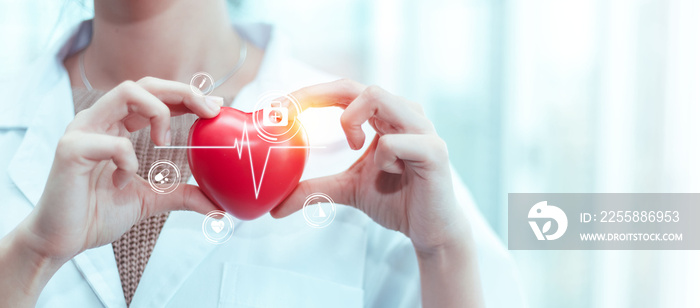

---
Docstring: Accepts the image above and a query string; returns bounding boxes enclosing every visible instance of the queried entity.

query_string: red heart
[187,107,308,220]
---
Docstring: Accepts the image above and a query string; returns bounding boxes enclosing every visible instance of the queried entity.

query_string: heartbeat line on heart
[155,122,323,198]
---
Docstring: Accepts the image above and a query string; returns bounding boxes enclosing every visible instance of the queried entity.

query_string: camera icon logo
[262,101,288,127]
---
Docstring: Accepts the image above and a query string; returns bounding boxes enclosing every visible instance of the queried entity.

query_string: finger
[56,132,138,189]
[374,134,449,174]
[285,80,432,149]
[286,78,366,111]
[285,79,424,114]
[340,85,434,149]
[78,80,173,145]
[120,93,222,134]
[269,173,353,219]
[148,184,220,216]
[120,113,152,135]
[136,77,223,118]
[78,79,223,145]
[120,92,222,133]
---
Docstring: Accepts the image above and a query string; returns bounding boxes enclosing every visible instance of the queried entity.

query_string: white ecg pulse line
[155,122,322,198]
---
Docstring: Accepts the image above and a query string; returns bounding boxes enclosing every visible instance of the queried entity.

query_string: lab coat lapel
[7,21,128,308]
[7,66,128,308]
[7,71,73,206]
[7,19,91,206]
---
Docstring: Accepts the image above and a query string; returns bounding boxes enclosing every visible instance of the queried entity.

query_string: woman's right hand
[19,77,223,263]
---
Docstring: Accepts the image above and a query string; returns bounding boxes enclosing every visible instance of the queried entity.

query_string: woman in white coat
[0,1,524,307]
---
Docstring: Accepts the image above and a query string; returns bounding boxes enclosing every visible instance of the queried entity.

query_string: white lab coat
[0,21,526,307]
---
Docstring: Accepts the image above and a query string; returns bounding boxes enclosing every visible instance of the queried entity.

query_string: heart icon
[210,220,225,233]
[188,107,308,220]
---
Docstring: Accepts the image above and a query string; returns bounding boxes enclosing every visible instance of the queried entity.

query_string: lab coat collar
[0,20,89,129]
[6,20,86,206]
[229,23,291,111]
[228,22,336,111]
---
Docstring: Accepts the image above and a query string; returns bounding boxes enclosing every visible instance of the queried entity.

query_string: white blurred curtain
[502,0,700,307]
[367,0,700,307]
[658,0,700,307]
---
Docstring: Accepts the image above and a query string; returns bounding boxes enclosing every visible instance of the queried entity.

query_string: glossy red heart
[187,107,308,220]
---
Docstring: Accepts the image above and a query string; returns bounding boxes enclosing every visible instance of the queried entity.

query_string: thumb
[270,173,353,218]
[150,183,220,216]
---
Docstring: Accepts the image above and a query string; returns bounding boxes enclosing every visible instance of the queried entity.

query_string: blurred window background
[2,0,699,307]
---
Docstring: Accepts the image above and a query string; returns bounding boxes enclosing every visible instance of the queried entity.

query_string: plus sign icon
[262,101,289,127]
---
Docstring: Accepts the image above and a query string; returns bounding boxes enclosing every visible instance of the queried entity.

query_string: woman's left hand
[270,79,470,253]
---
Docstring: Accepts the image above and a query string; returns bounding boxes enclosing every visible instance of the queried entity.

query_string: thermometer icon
[190,72,215,96]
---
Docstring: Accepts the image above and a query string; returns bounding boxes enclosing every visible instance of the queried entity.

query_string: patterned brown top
[71,88,204,306]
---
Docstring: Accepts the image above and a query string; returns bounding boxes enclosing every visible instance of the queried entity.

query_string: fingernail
[348,138,358,150]
[205,96,224,112]
[275,97,290,108]
[164,130,171,146]
[118,178,129,190]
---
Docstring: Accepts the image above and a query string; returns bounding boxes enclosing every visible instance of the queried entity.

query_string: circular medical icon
[252,91,303,144]
[190,72,215,96]
[202,210,235,244]
[148,160,181,194]
[302,193,336,228]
